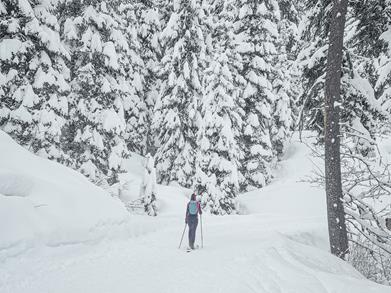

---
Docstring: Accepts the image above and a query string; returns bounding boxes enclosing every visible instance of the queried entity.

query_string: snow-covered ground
[0,132,389,292]
[0,131,131,257]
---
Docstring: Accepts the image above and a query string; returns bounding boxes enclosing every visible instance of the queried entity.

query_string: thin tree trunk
[324,0,349,259]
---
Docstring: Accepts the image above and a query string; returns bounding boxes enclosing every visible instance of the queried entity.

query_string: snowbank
[239,132,326,219]
[0,131,131,257]
[239,132,328,249]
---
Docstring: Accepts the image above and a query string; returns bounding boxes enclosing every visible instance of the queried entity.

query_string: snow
[0,1,6,14]
[83,6,105,29]
[63,19,78,40]
[90,32,103,52]
[0,132,389,292]
[236,41,253,53]
[102,109,125,133]
[0,131,130,256]
[264,19,278,37]
[378,135,391,166]
[79,159,98,181]
[376,58,391,90]
[9,106,33,123]
[33,67,56,88]
[17,0,34,18]
[183,61,190,80]
[0,39,27,61]
[350,75,381,112]
[380,28,391,50]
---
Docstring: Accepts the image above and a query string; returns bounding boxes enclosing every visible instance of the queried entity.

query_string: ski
[186,245,200,252]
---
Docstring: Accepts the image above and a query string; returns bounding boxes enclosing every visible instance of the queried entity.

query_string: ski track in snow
[0,135,390,293]
[0,215,386,293]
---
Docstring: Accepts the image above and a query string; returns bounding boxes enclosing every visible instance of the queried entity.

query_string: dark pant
[188,215,198,248]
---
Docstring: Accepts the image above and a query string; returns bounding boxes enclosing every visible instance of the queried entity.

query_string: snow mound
[239,132,325,219]
[0,131,130,258]
[0,172,34,197]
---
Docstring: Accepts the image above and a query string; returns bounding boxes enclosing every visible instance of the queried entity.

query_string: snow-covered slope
[239,133,329,249]
[240,136,325,217]
[0,132,389,292]
[0,131,130,257]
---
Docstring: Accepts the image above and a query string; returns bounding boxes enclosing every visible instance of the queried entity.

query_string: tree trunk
[324,0,349,259]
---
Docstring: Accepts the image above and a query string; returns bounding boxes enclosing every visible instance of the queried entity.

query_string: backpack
[188,200,198,215]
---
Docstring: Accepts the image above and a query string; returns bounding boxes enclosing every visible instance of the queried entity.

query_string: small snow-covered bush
[139,154,157,216]
[348,237,391,285]
[307,133,391,284]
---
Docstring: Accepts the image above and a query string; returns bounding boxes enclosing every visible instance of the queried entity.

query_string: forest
[1,0,391,286]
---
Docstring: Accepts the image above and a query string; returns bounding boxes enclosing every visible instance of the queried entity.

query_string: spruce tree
[60,0,129,184]
[375,2,391,115]
[118,1,149,155]
[352,1,391,115]
[297,0,331,134]
[298,0,383,155]
[195,0,242,215]
[270,0,301,158]
[152,0,206,188]
[234,0,281,191]
[134,0,165,155]
[0,0,70,161]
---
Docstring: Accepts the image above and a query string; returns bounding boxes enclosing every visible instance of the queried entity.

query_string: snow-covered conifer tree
[152,0,206,188]
[196,54,242,215]
[139,154,158,216]
[377,36,391,116]
[270,0,302,158]
[118,2,149,155]
[60,0,129,184]
[194,0,242,215]
[0,0,70,161]
[374,3,391,117]
[298,0,384,155]
[352,1,391,116]
[297,0,335,135]
[133,1,166,155]
[234,0,281,191]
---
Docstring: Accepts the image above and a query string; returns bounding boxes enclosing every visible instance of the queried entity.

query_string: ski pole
[200,214,203,248]
[178,223,187,249]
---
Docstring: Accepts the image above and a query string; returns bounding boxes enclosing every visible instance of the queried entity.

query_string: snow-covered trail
[1,135,389,293]
[0,212,387,293]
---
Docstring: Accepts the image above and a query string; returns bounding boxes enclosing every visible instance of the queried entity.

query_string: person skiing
[185,193,202,250]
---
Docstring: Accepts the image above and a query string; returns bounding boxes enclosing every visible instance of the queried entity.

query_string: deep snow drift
[0,131,131,258]
[0,132,389,292]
